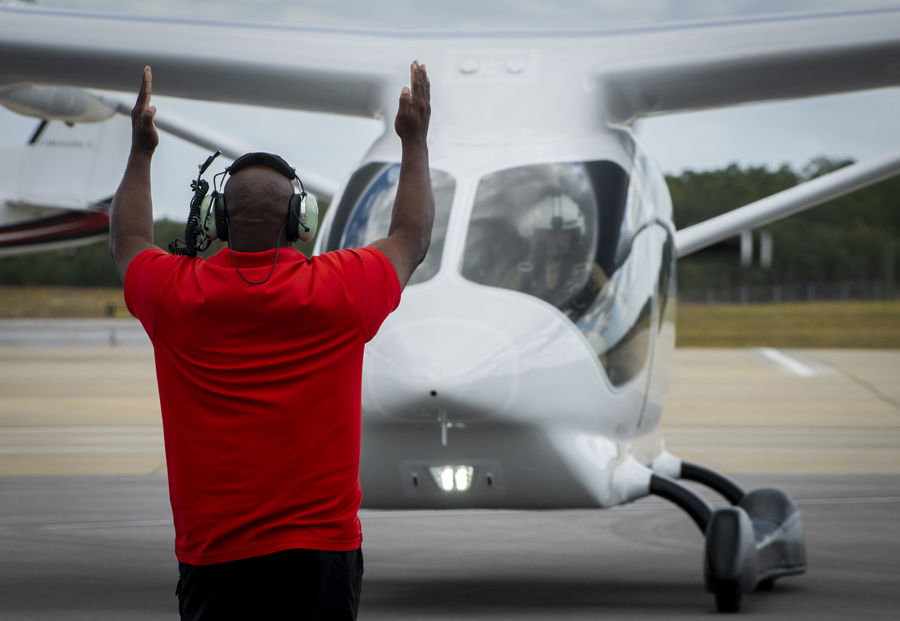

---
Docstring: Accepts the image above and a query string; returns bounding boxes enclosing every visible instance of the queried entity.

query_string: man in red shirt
[110,63,433,619]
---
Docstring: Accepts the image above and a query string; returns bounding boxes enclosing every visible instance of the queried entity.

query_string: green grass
[0,287,897,348]
[0,286,130,319]
[676,300,900,348]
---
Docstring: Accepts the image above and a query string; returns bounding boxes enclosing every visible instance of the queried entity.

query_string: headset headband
[226,152,298,181]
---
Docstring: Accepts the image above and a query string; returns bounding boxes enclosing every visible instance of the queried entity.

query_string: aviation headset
[200,151,318,245]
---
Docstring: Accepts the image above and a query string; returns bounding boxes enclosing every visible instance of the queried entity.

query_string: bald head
[223,165,294,251]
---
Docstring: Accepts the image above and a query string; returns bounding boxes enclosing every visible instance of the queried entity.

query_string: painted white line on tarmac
[758,347,816,376]
[669,448,900,454]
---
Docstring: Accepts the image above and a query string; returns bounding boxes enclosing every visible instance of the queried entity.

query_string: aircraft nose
[363,318,518,421]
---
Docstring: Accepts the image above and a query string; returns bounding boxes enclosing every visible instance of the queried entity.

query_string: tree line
[0,157,897,289]
[671,157,899,292]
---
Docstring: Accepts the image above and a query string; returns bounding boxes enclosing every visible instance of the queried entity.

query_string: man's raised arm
[109,66,160,281]
[370,61,435,290]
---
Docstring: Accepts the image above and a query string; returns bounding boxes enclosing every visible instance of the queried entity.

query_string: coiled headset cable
[169,151,220,257]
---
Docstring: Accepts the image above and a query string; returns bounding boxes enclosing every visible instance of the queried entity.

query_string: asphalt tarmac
[1,320,898,619]
[1,475,898,620]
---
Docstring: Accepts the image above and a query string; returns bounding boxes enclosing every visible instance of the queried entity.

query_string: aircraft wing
[4,5,900,125]
[597,8,900,122]
[0,4,393,118]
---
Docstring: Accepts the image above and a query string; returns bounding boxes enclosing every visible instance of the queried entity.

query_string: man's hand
[131,66,159,154]
[394,61,430,145]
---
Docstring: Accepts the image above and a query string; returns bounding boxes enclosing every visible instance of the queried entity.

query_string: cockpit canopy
[330,155,673,389]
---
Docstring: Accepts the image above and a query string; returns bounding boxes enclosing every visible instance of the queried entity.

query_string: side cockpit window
[328,162,456,286]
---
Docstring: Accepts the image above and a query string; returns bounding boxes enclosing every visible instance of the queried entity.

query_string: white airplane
[3,2,900,612]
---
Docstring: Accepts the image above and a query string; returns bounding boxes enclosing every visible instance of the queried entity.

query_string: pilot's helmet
[533,194,586,236]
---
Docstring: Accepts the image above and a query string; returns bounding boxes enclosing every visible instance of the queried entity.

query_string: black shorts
[176,547,363,620]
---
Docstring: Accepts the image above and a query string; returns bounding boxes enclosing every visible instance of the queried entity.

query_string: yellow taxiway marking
[0,346,898,475]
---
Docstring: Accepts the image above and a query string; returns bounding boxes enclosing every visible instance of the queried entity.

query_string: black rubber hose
[681,462,745,506]
[649,474,713,534]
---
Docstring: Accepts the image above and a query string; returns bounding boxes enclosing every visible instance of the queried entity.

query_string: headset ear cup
[214,192,229,243]
[199,194,217,241]
[287,194,302,243]
[299,195,318,244]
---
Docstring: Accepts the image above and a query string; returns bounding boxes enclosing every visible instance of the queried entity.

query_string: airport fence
[677,281,898,304]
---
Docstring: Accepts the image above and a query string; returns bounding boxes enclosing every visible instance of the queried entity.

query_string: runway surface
[1,475,898,620]
[1,323,897,476]
[1,319,899,618]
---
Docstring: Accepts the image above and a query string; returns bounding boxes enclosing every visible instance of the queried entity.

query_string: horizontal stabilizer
[675,150,900,258]
[0,84,118,123]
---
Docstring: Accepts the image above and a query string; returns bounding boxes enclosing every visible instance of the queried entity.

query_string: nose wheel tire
[755,578,775,592]
[716,593,742,613]
[648,468,806,613]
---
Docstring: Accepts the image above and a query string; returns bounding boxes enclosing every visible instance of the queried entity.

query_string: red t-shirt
[125,246,400,565]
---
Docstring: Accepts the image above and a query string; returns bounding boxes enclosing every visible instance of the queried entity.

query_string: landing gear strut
[648,455,806,613]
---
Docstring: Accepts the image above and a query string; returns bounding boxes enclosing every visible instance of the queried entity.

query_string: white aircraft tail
[0,91,340,257]
[0,114,130,213]
[0,115,131,256]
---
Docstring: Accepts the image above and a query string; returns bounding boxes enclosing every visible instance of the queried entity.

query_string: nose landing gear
[648,456,806,613]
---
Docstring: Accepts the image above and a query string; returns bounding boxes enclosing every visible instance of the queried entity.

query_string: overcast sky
[2,0,899,220]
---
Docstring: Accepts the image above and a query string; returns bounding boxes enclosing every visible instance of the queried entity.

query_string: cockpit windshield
[328,162,456,286]
[461,159,673,388]
[461,161,628,319]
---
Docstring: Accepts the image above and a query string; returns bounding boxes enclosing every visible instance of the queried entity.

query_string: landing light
[430,466,473,491]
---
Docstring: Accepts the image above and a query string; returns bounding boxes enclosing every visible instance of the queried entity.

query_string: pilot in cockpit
[502,193,608,320]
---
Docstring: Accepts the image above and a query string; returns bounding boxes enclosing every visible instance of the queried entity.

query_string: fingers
[409,60,419,88]
[421,67,430,108]
[130,67,159,152]
[142,66,152,98]
[408,61,418,105]
[134,66,152,116]
[398,86,411,115]
[395,60,429,140]
[406,61,429,108]
[131,66,153,119]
